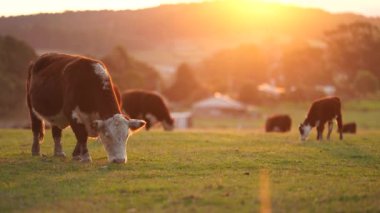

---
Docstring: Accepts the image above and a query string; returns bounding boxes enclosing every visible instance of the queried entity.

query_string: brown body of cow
[341,122,357,134]
[121,90,174,131]
[27,53,145,163]
[299,96,343,141]
[265,114,291,132]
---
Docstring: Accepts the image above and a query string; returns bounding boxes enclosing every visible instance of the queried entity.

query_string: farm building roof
[192,93,246,110]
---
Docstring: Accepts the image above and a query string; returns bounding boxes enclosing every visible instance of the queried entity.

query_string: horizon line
[0,1,379,19]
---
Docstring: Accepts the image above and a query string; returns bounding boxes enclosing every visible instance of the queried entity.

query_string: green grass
[1,99,380,212]
[0,128,379,212]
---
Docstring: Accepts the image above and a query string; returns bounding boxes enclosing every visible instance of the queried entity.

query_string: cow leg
[337,113,343,140]
[327,121,333,140]
[145,121,152,130]
[52,126,66,157]
[72,143,81,160]
[316,123,325,141]
[30,111,44,156]
[70,121,92,163]
[143,115,152,130]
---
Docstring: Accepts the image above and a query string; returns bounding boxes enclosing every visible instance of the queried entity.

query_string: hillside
[0,35,36,118]
[0,1,374,68]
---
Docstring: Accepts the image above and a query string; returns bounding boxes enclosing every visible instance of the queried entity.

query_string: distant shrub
[353,70,379,94]
[0,35,36,117]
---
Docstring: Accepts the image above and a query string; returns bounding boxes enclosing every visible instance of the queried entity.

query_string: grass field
[0,100,380,212]
[1,130,380,212]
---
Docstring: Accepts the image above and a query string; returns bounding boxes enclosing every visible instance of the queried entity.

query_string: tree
[353,70,379,94]
[164,63,209,104]
[197,44,269,94]
[279,42,331,88]
[238,82,261,104]
[101,46,162,92]
[324,21,380,80]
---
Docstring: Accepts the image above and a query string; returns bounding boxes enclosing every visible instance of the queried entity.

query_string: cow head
[299,123,312,141]
[162,117,174,131]
[93,114,145,163]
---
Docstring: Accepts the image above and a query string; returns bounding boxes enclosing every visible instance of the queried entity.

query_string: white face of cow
[93,114,146,163]
[299,123,312,141]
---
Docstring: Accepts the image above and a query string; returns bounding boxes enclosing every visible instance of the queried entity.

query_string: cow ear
[128,119,146,132]
[92,120,104,132]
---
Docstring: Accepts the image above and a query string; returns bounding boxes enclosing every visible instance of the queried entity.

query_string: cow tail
[26,62,45,141]
[26,62,34,109]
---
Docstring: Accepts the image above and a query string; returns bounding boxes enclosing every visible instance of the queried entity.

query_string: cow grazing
[121,90,174,131]
[299,96,343,141]
[27,53,146,163]
[341,122,357,134]
[265,114,291,132]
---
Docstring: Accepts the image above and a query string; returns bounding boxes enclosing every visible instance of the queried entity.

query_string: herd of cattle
[26,53,356,163]
[266,96,356,141]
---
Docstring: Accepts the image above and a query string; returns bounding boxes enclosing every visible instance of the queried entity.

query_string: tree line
[180,21,380,104]
[1,20,380,118]
[0,37,162,117]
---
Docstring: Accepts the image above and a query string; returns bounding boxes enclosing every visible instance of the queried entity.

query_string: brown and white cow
[26,53,146,163]
[121,90,174,131]
[299,96,343,141]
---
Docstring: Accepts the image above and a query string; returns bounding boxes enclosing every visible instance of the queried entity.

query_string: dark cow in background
[299,96,343,141]
[341,122,357,134]
[27,53,146,163]
[265,114,291,132]
[121,90,174,131]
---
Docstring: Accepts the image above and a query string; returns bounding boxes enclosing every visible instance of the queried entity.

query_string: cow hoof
[72,152,91,162]
[79,153,92,163]
[54,152,67,158]
[80,158,92,163]
[72,155,81,161]
[32,144,40,156]
[32,152,40,156]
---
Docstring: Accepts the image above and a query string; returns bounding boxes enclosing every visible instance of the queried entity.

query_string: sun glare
[1,0,378,17]
[216,0,293,21]
[1,0,204,17]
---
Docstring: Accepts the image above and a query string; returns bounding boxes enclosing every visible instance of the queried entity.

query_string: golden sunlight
[216,0,294,22]
[0,0,204,17]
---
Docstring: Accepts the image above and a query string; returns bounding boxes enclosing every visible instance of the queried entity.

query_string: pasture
[0,100,380,212]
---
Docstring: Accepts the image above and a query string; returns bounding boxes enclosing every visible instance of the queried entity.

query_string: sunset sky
[1,0,379,17]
